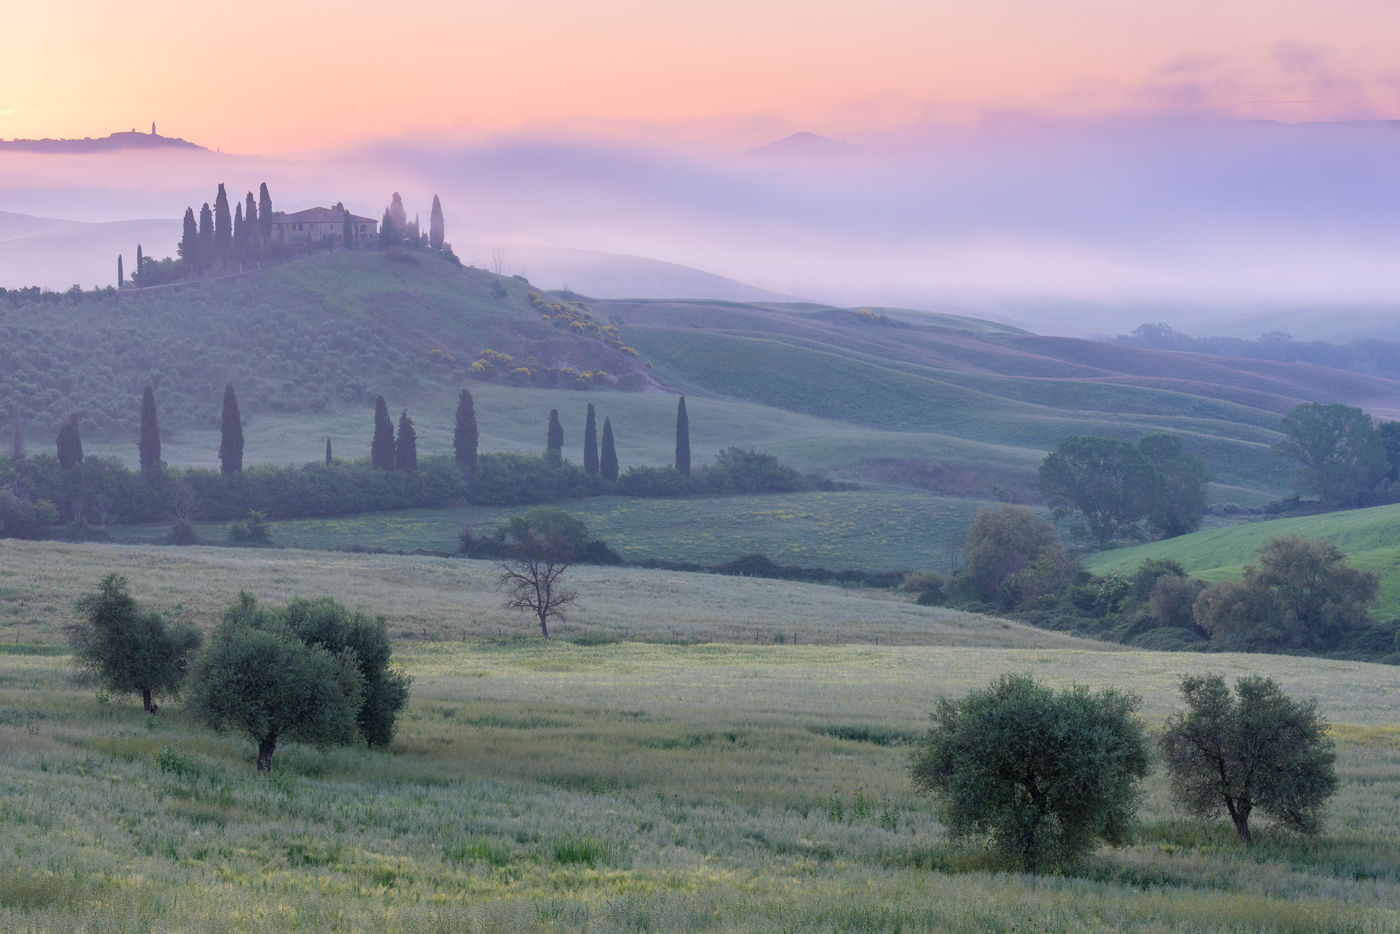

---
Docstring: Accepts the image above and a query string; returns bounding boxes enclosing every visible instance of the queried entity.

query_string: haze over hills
[0,128,205,154]
[2,118,1398,338]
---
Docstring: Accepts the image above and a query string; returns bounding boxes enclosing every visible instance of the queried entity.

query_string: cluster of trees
[1037,433,1209,543]
[176,182,274,276]
[2,390,820,539]
[1273,401,1400,508]
[912,671,1336,872]
[909,505,1394,659]
[67,575,409,772]
[378,191,453,260]
[1115,322,1400,382]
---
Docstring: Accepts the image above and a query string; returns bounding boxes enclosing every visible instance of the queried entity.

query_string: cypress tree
[395,411,417,472]
[453,389,478,475]
[371,396,395,469]
[583,403,599,476]
[233,203,244,265]
[600,417,618,482]
[675,396,690,475]
[135,244,143,287]
[245,192,259,259]
[57,414,83,468]
[379,208,395,249]
[258,183,273,244]
[341,203,353,248]
[325,437,332,465]
[429,194,445,250]
[219,383,243,474]
[178,208,197,267]
[546,409,564,463]
[197,203,213,273]
[213,183,231,267]
[139,386,160,477]
[117,254,123,288]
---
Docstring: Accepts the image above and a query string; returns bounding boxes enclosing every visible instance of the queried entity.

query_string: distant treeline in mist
[1114,323,1400,381]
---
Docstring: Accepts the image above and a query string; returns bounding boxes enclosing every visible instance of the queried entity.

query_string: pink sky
[5,0,1400,153]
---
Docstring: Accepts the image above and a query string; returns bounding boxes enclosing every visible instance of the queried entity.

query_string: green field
[1086,502,1400,621]
[105,489,993,573]
[1,541,1398,932]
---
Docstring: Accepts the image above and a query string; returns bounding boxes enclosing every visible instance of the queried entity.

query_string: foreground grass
[0,641,1396,933]
[1087,502,1400,621]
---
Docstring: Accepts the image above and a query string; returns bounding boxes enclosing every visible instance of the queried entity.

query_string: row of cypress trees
[53,383,243,476]
[548,403,621,481]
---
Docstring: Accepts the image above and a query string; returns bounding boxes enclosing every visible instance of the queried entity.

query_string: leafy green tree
[0,489,57,539]
[675,396,691,475]
[219,383,243,474]
[189,598,362,772]
[546,409,564,464]
[1274,402,1387,508]
[56,413,83,468]
[1193,535,1378,650]
[1159,674,1337,844]
[911,673,1149,873]
[394,410,417,472]
[962,505,1071,606]
[387,191,408,231]
[1137,433,1209,537]
[498,507,583,638]
[258,183,273,244]
[68,574,201,713]
[1038,435,1152,543]
[583,403,599,476]
[453,389,478,475]
[429,194,445,250]
[1377,420,1400,484]
[139,385,160,477]
[243,595,410,748]
[213,182,231,267]
[600,416,618,481]
[371,396,395,470]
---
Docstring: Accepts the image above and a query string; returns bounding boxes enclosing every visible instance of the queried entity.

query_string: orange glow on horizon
[4,0,1400,153]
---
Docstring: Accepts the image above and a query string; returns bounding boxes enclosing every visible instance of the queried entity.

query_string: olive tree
[961,505,1073,607]
[1159,674,1337,844]
[189,615,362,772]
[69,574,201,713]
[911,673,1150,873]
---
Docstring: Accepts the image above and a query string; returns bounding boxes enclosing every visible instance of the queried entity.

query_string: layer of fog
[2,118,1396,338]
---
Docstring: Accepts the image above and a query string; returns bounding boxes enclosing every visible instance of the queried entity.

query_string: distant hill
[494,245,797,303]
[0,210,175,290]
[6,249,1398,506]
[0,129,205,154]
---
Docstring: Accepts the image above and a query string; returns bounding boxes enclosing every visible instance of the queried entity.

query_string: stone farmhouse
[270,205,378,246]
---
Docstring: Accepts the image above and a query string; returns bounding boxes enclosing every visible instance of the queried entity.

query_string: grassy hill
[1086,502,1400,621]
[9,249,1398,509]
[2,540,1397,931]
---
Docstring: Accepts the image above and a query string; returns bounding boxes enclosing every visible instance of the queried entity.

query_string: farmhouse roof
[275,206,377,225]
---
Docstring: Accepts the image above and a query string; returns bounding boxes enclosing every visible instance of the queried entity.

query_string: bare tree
[490,245,510,277]
[496,510,582,638]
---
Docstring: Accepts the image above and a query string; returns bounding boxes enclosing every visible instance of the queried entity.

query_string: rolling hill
[5,248,1398,507]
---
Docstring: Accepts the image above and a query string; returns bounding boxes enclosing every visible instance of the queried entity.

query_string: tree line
[1,390,824,539]
[907,504,1397,660]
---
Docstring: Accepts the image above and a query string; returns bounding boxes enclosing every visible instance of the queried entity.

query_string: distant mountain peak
[0,129,206,154]
[741,132,849,159]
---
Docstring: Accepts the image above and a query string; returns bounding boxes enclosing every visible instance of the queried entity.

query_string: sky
[4,0,1400,153]
[2,1,1399,333]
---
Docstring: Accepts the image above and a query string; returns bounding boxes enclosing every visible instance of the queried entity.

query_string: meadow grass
[106,490,997,573]
[0,540,1087,647]
[0,634,1396,933]
[1086,502,1400,621]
